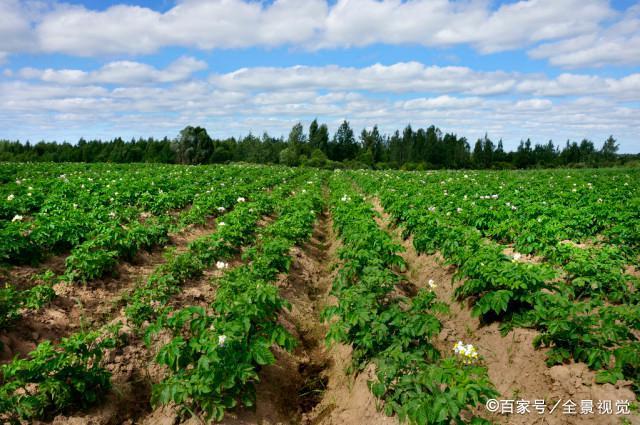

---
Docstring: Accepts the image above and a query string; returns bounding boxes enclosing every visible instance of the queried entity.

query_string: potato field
[0,163,638,425]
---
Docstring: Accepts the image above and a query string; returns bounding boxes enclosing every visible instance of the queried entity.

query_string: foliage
[0,327,119,422]
[2,125,634,169]
[324,176,497,424]
[146,176,324,422]
[352,167,640,395]
[0,284,55,330]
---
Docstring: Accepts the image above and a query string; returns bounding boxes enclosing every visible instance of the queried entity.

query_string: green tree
[330,120,358,161]
[173,126,213,164]
[287,122,307,157]
[309,119,329,156]
[601,135,619,161]
[579,139,596,163]
[279,147,298,166]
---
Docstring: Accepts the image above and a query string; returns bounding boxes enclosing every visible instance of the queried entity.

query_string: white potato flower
[453,341,479,364]
[218,335,227,347]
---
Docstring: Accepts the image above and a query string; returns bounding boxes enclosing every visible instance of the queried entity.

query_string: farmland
[0,162,638,425]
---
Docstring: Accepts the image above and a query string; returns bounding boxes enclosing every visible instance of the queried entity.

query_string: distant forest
[1,120,637,169]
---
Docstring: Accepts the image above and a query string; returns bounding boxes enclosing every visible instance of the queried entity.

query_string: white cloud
[25,59,606,105]
[0,0,633,68]
[17,56,207,85]
[0,1,35,53]
[398,96,483,110]
[208,62,640,100]
[529,5,640,67]
[35,0,327,56]
[321,0,611,52]
[210,63,518,95]
[2,60,639,150]
[513,99,553,110]
[2,66,639,151]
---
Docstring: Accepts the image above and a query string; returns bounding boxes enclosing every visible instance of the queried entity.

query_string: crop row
[125,170,312,328]
[0,165,297,334]
[0,164,296,267]
[0,170,322,423]
[324,174,497,424]
[352,170,640,396]
[64,166,295,283]
[145,173,325,421]
[1,164,221,264]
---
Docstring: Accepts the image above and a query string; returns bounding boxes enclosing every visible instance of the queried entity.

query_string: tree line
[0,120,636,169]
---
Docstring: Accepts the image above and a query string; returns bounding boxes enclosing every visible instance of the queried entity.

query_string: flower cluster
[12,215,23,222]
[218,335,227,347]
[217,206,226,213]
[7,194,15,201]
[453,341,479,364]
[237,197,246,203]
[479,194,499,200]
[428,279,437,289]
[216,261,228,270]
[341,194,351,202]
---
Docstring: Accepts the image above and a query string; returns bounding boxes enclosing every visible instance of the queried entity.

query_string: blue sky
[1,0,639,152]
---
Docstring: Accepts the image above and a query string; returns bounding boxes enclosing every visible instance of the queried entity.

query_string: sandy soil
[371,198,639,425]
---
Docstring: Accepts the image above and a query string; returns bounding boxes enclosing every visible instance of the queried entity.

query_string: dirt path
[0,220,219,362]
[217,209,396,425]
[370,198,638,425]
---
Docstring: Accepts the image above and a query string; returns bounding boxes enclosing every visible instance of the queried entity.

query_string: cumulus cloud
[210,63,517,95]
[529,4,640,67]
[2,63,639,151]
[0,0,634,68]
[321,0,610,52]
[513,99,553,111]
[19,60,640,99]
[17,56,207,85]
[35,0,328,56]
[208,62,640,100]
[0,1,35,53]
[397,96,484,110]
